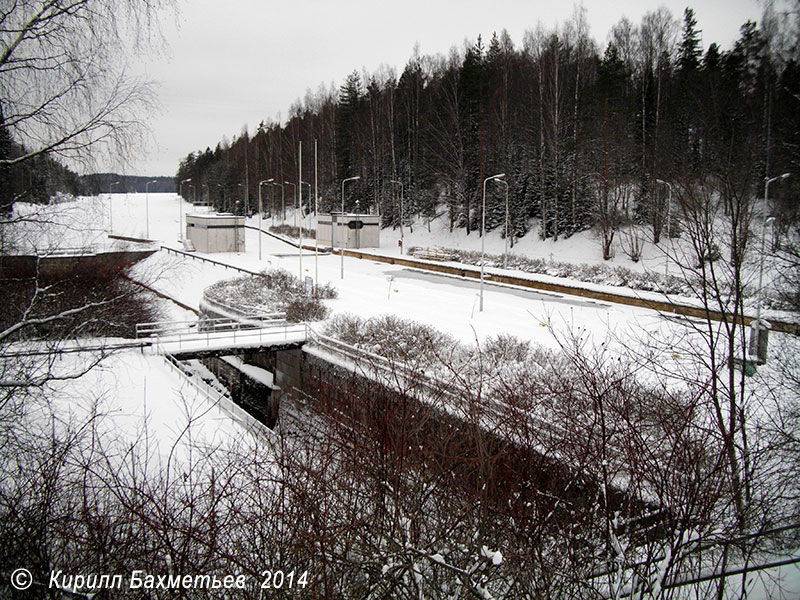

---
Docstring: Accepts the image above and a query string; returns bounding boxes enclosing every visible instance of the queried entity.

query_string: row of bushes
[323,313,557,403]
[409,246,793,311]
[409,246,692,296]
[268,224,317,239]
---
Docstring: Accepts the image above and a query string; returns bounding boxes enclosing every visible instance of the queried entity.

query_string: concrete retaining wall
[0,249,157,279]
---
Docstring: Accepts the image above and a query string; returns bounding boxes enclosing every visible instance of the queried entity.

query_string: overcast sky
[132,0,763,177]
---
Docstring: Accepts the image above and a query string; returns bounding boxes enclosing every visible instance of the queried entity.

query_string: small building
[316,212,380,249]
[185,213,245,253]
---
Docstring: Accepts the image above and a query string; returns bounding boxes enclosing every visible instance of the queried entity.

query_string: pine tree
[336,71,364,195]
[677,7,702,73]
[459,37,485,234]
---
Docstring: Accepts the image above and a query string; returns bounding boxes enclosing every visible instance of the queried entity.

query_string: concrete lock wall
[0,249,156,279]
[201,355,280,427]
[316,213,380,249]
[185,214,245,253]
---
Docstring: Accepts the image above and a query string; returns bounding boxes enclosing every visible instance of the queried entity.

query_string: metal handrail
[135,316,286,338]
[159,245,260,275]
[150,322,308,353]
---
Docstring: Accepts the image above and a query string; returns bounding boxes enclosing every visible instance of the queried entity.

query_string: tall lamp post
[751,173,791,362]
[340,176,361,279]
[390,179,404,253]
[269,182,281,226]
[301,181,312,229]
[277,183,286,224]
[178,178,191,241]
[480,173,505,312]
[145,179,157,239]
[258,179,274,260]
[284,182,297,228]
[496,178,509,269]
[108,180,120,233]
[656,178,673,277]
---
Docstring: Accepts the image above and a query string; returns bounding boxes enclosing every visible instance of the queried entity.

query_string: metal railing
[162,353,275,440]
[198,295,286,323]
[305,327,570,445]
[160,245,260,275]
[136,317,268,338]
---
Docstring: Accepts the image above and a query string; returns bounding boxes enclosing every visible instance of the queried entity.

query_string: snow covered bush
[204,268,336,322]
[324,313,464,366]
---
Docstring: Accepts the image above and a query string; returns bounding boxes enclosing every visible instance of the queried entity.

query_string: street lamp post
[390,179,404,254]
[258,179,274,260]
[179,178,191,241]
[108,180,120,233]
[656,178,673,277]
[480,173,505,312]
[299,140,304,281]
[340,176,361,279]
[284,182,297,228]
[496,178,509,269]
[314,139,319,216]
[269,182,281,226]
[301,181,312,219]
[300,180,313,241]
[145,179,157,239]
[751,173,791,362]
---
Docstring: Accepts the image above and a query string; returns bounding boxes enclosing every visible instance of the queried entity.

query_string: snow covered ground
[19,349,264,465]
[5,193,799,598]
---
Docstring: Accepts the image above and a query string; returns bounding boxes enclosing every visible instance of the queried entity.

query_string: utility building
[185,213,245,253]
[316,212,380,249]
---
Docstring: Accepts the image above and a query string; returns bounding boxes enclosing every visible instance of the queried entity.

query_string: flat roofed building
[316,213,380,249]
[185,213,245,253]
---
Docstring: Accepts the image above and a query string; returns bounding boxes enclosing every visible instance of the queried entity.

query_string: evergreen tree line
[0,113,82,210]
[0,116,175,212]
[175,5,799,251]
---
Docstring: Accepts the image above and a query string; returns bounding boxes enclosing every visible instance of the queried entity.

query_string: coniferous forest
[176,6,799,254]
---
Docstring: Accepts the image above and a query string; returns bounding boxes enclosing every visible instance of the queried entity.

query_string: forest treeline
[176,5,799,253]
[0,120,174,208]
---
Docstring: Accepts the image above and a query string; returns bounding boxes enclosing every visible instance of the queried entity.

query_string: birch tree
[0,0,174,171]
